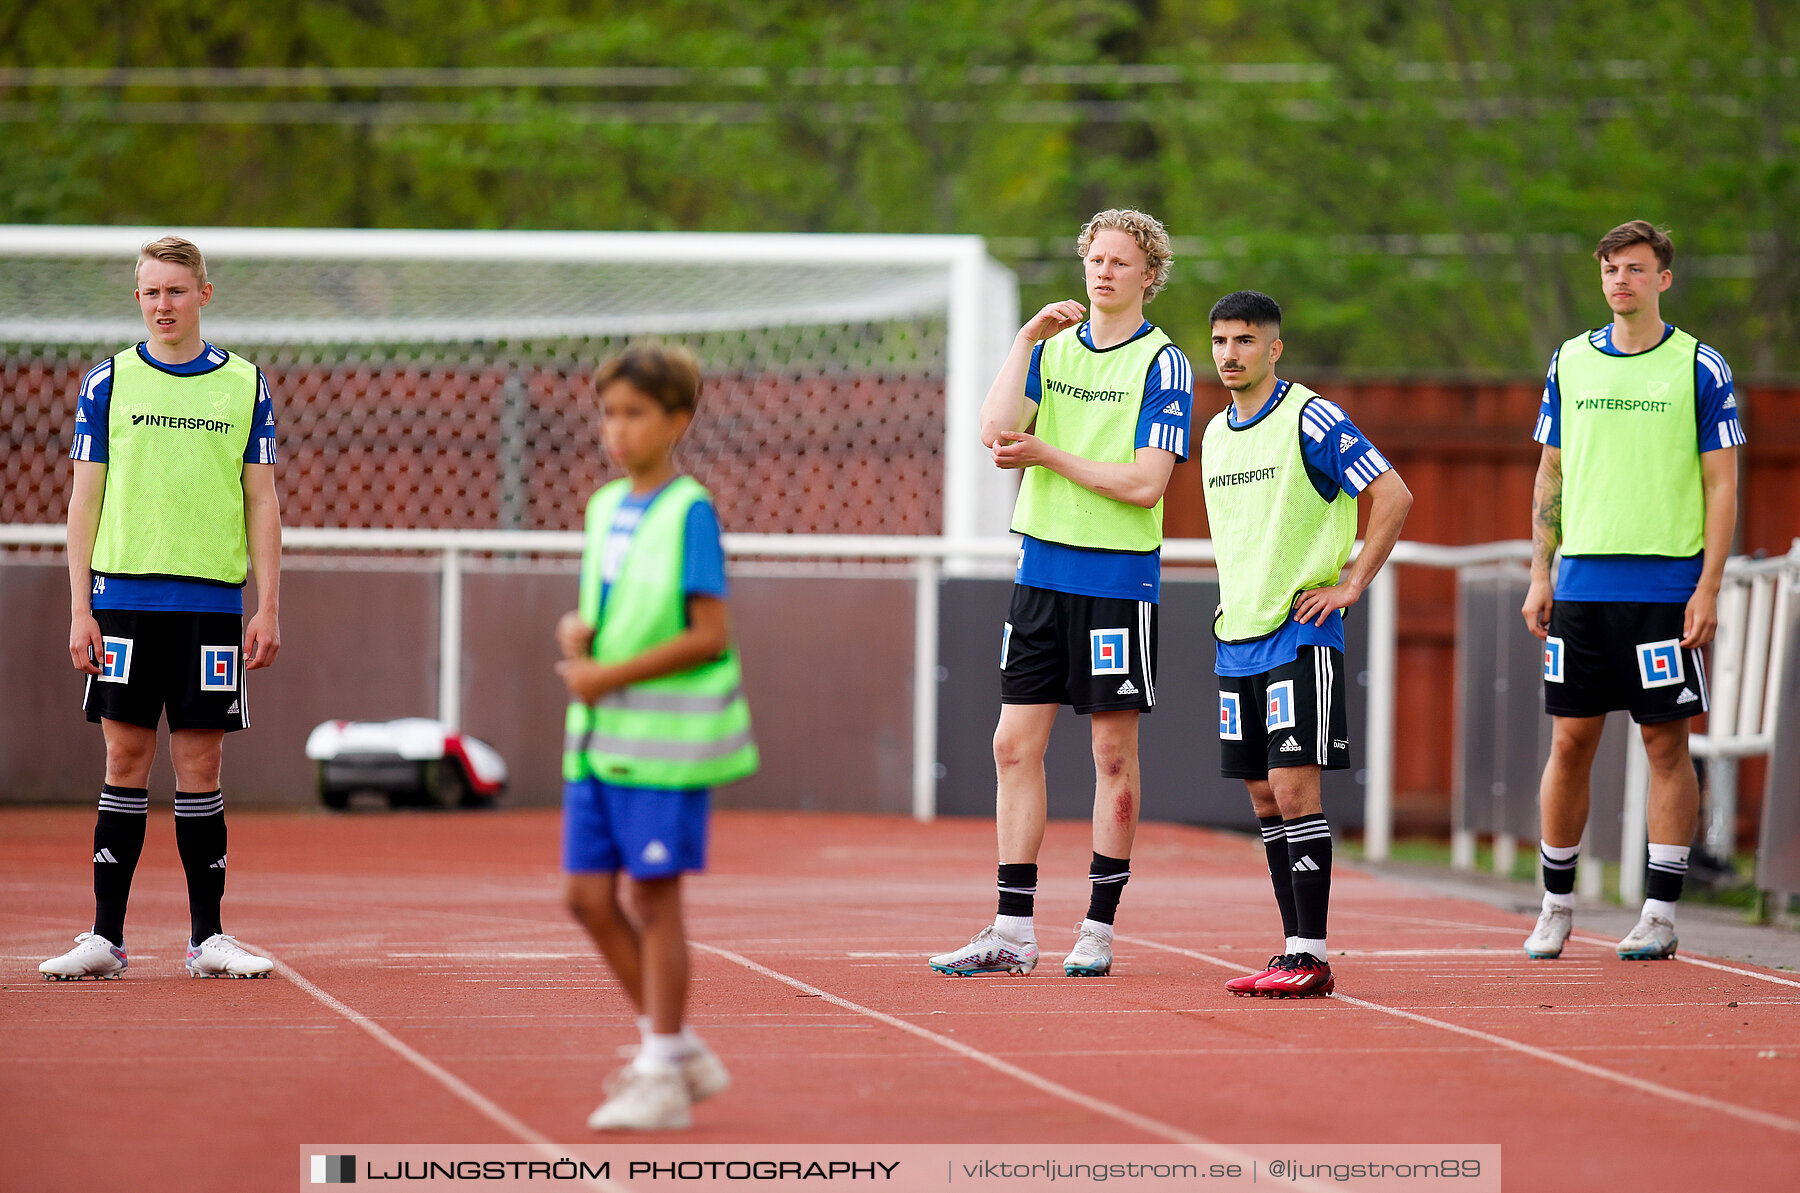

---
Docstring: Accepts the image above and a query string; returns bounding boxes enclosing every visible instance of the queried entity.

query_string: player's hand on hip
[70,613,104,674]
[244,611,281,670]
[1521,577,1554,641]
[1293,583,1359,627]
[1682,586,1719,648]
[991,430,1048,470]
[1020,301,1086,343]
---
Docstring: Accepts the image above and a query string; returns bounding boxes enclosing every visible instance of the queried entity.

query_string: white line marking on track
[693,941,1334,1190]
[1122,934,1800,1137]
[273,955,626,1193]
[1562,934,1800,990]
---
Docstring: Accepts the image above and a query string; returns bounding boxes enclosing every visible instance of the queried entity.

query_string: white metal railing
[1,526,1536,856]
[1446,542,1800,900]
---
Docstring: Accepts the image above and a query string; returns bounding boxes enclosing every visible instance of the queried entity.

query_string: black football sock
[1284,813,1333,945]
[174,790,227,944]
[92,785,149,946]
[1084,852,1131,926]
[1260,815,1300,942]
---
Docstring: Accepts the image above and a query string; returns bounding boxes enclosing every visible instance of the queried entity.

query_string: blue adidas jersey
[1015,321,1194,602]
[72,342,279,614]
[1533,325,1744,603]
[598,483,729,612]
[1214,381,1394,678]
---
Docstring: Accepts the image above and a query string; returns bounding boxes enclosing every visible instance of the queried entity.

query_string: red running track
[3,807,1798,1191]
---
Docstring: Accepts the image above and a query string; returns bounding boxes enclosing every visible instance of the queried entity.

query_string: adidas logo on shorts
[1676,687,1698,704]
[1116,679,1139,696]
[227,700,240,715]
[642,840,671,865]
[1279,736,1303,754]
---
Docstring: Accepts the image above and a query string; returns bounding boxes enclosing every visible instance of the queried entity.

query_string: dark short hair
[1208,290,1282,330]
[1595,220,1673,272]
[594,343,702,414]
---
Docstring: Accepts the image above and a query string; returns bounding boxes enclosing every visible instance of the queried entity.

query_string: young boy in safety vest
[556,343,757,1132]
[44,235,282,983]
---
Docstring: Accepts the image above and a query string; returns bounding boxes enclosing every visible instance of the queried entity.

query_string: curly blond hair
[1076,209,1173,303]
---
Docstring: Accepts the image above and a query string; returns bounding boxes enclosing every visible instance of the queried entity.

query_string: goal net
[0,226,1020,539]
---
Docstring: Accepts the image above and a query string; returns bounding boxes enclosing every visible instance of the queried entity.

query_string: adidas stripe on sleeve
[1534,346,1561,448]
[1136,344,1194,461]
[245,368,279,466]
[1695,343,1746,451]
[71,358,114,463]
[1298,396,1392,497]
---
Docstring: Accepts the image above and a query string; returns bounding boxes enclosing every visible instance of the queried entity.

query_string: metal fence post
[1363,566,1398,860]
[439,545,463,733]
[912,553,942,822]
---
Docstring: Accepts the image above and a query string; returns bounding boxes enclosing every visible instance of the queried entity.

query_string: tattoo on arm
[1531,451,1562,570]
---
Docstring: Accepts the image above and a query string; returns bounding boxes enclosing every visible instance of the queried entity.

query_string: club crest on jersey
[200,646,237,692]
[1636,640,1684,689]
[1090,629,1128,675]
[1266,680,1297,731]
[209,389,232,414]
[98,636,133,684]
[1219,692,1243,740]
[1543,636,1565,683]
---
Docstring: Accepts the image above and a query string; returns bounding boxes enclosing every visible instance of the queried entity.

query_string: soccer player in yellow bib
[930,209,1194,980]
[1201,291,1411,998]
[1520,221,1742,963]
[43,236,282,983]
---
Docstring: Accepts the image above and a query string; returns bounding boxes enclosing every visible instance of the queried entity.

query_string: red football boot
[1225,954,1291,997]
[1253,952,1335,997]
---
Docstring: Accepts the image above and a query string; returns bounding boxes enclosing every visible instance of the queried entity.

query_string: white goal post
[0,224,1022,540]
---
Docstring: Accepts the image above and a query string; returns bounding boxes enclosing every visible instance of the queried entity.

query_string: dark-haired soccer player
[43,235,282,981]
[929,208,1193,979]
[1202,291,1411,998]
[1521,220,1742,962]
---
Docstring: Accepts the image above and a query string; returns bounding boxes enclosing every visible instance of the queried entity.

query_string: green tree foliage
[2,0,1794,372]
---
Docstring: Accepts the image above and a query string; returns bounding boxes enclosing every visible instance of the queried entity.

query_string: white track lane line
[1122,935,1800,1137]
[694,941,1334,1189]
[275,956,626,1193]
[1563,934,1800,990]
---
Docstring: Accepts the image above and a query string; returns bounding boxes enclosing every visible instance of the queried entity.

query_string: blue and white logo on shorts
[1000,622,1013,670]
[98,636,133,684]
[1543,636,1565,683]
[1636,639,1684,688]
[1090,628,1128,675]
[1219,692,1243,741]
[200,646,237,692]
[1266,680,1296,731]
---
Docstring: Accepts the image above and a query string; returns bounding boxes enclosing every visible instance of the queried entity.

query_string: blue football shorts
[562,777,710,880]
